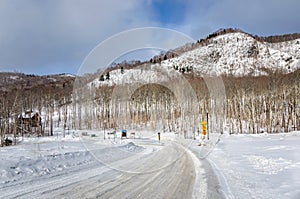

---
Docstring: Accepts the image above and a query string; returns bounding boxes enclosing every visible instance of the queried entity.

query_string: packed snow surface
[0,130,198,198]
[0,130,299,198]
[203,131,300,199]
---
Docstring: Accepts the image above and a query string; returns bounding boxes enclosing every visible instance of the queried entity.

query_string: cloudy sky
[0,0,299,75]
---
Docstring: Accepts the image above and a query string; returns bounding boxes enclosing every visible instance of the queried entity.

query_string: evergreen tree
[99,75,105,81]
[181,68,185,74]
[106,72,110,80]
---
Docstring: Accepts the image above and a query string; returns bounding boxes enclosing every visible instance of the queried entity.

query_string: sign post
[200,121,207,146]
[121,129,127,139]
[202,121,207,138]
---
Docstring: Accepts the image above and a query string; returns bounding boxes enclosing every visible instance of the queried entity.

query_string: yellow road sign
[202,121,207,135]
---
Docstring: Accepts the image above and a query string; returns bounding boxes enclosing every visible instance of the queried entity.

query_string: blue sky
[0,0,299,75]
[152,0,187,25]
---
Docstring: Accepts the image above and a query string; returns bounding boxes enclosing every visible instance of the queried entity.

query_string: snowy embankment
[0,134,88,184]
[202,131,300,199]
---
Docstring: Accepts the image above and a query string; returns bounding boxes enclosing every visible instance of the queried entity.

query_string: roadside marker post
[206,112,209,140]
[158,132,161,142]
[104,120,106,140]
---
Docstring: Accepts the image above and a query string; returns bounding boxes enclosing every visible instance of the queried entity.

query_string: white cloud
[78,27,193,75]
[0,0,299,74]
[0,0,157,74]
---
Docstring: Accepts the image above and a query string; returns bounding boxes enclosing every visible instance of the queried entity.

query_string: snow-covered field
[0,130,299,199]
[201,131,300,199]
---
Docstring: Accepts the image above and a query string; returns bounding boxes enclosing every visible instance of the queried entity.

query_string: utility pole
[207,112,209,140]
[104,120,106,140]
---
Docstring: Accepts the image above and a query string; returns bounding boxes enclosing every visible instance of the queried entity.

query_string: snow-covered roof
[19,110,40,119]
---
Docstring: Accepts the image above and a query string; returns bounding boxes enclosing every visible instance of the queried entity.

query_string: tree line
[1,67,299,146]
[71,68,299,135]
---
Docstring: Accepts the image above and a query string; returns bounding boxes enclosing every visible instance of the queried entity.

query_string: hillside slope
[91,31,300,87]
[163,32,300,77]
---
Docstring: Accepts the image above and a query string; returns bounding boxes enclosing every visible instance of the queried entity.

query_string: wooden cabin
[18,110,41,128]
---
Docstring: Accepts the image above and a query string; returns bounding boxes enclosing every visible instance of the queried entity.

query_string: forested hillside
[1,29,300,146]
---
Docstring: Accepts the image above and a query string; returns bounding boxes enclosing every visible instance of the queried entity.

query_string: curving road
[1,138,222,199]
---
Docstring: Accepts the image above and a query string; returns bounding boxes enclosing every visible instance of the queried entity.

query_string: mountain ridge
[106,28,300,78]
[91,29,300,88]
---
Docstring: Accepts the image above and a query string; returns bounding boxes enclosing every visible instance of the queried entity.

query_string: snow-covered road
[1,134,217,199]
[6,130,298,199]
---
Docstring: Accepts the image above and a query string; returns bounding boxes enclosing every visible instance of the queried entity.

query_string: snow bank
[0,135,91,185]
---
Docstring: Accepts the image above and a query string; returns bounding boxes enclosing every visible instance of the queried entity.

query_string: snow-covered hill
[89,65,175,87]
[163,32,300,76]
[90,32,300,86]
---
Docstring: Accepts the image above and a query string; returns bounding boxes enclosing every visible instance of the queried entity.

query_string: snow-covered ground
[196,131,300,199]
[1,130,299,198]
[0,130,198,198]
